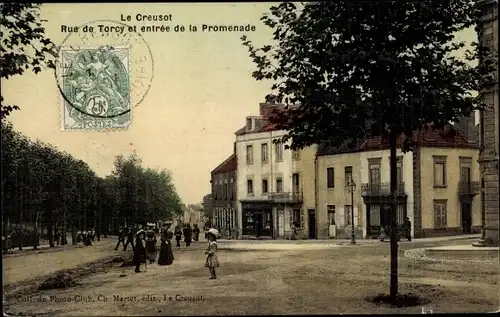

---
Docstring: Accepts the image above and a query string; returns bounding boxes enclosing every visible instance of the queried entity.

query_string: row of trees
[1,122,183,250]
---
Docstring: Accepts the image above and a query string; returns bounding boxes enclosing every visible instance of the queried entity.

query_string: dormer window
[246,117,254,131]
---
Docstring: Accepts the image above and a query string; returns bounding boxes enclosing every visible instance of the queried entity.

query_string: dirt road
[3,238,498,315]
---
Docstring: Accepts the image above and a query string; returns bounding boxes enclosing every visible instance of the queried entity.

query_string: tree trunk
[389,130,399,300]
[33,210,40,250]
[47,208,54,248]
[72,220,77,245]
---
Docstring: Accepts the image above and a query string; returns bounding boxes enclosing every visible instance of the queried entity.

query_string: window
[223,180,228,199]
[396,162,403,185]
[246,118,253,130]
[433,156,447,187]
[247,179,254,195]
[230,178,234,199]
[292,149,300,160]
[276,178,283,193]
[369,161,381,184]
[344,205,352,225]
[327,167,335,188]
[327,205,336,225]
[275,141,283,161]
[434,200,447,229]
[246,145,253,164]
[262,179,268,194]
[261,143,268,163]
[345,166,353,187]
[460,166,471,183]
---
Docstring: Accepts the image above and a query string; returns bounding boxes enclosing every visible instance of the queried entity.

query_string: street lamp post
[347,180,356,245]
[473,179,487,247]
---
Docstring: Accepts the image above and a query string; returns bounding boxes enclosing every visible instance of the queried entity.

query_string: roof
[211,154,237,175]
[360,124,478,151]
[235,104,285,136]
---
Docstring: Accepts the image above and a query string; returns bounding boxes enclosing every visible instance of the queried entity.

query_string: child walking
[204,228,219,279]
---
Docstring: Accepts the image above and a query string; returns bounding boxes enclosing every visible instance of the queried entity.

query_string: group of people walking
[115,223,220,279]
[174,223,201,247]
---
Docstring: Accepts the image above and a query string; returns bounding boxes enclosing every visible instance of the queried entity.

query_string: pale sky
[3,3,477,205]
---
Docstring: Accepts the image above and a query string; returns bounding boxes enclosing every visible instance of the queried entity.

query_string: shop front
[241,202,273,238]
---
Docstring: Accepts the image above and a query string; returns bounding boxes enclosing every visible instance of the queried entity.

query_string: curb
[404,247,497,264]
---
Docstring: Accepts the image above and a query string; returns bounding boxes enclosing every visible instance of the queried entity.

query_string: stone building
[210,151,238,239]
[477,0,499,246]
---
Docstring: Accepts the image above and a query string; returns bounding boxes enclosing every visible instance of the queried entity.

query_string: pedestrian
[174,226,182,248]
[133,230,147,273]
[124,227,135,251]
[204,228,220,279]
[158,231,174,266]
[145,226,157,264]
[290,221,297,240]
[405,216,412,241]
[183,224,192,247]
[115,227,125,251]
[76,231,82,243]
[193,224,200,242]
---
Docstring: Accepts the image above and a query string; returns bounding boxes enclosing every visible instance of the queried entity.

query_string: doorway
[308,209,316,239]
[461,203,472,234]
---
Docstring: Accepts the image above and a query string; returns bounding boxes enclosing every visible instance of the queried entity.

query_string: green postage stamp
[59,46,132,131]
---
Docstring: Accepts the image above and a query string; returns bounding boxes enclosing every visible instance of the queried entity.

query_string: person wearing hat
[145,226,158,264]
[183,223,192,247]
[174,226,182,248]
[204,228,220,279]
[158,230,174,266]
[133,229,147,273]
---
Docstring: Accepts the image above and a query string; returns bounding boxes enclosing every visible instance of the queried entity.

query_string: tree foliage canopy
[242,1,496,152]
[0,3,57,118]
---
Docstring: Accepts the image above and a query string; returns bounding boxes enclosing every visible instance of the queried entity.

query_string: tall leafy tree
[0,3,57,118]
[242,1,496,300]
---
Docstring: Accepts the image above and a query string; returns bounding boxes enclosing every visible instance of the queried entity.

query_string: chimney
[233,141,236,154]
[260,103,272,115]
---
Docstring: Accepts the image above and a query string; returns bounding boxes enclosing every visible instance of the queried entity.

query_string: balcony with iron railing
[458,181,480,196]
[361,182,407,197]
[268,190,303,203]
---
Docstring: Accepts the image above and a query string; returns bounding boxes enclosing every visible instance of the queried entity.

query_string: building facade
[235,103,303,239]
[210,153,238,239]
[478,0,499,246]
[359,126,481,238]
[316,149,363,239]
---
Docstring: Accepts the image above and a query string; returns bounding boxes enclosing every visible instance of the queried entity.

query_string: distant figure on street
[76,231,83,243]
[192,224,200,242]
[183,224,192,247]
[133,230,147,273]
[290,222,297,240]
[158,231,174,266]
[145,227,157,264]
[115,227,126,251]
[204,228,220,279]
[405,217,412,241]
[174,226,182,248]
[124,227,135,251]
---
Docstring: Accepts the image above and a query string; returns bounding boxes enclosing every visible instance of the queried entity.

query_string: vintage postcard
[2,2,498,316]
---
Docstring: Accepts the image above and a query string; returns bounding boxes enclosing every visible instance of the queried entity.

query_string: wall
[419,147,481,236]
[317,152,362,239]
[294,145,317,238]
[359,149,414,237]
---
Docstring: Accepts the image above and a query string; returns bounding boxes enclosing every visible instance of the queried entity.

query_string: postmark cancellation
[55,20,154,131]
[59,45,131,130]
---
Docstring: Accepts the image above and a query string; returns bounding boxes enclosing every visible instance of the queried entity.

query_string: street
[3,236,498,316]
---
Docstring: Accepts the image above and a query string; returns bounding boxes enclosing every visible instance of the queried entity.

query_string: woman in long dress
[158,231,174,266]
[145,230,157,264]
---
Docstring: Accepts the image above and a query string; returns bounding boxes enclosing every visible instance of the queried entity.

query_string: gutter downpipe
[314,151,319,240]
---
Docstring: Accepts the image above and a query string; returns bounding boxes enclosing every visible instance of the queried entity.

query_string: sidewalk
[3,238,117,286]
[219,234,481,244]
